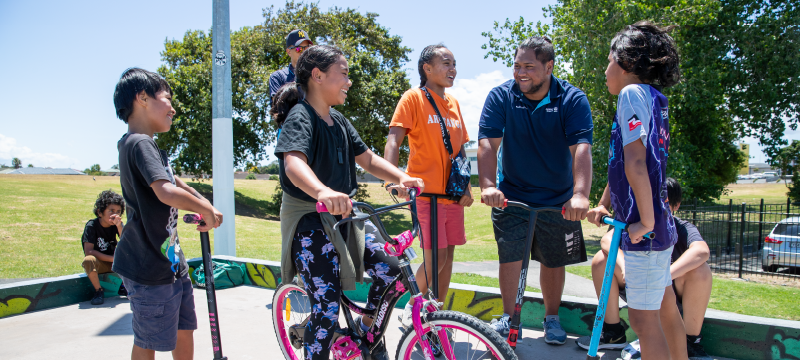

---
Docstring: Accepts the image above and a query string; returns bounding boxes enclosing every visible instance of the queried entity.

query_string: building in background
[0,167,85,175]
[739,143,750,175]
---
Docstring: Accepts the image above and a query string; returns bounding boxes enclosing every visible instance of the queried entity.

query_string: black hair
[610,21,681,88]
[418,44,448,87]
[94,189,125,218]
[514,36,555,64]
[270,82,302,127]
[666,177,682,208]
[270,45,345,127]
[113,67,172,123]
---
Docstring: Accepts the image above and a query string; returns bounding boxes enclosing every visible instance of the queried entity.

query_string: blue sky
[0,0,787,169]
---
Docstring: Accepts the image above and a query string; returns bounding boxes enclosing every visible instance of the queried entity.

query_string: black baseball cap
[285,29,313,48]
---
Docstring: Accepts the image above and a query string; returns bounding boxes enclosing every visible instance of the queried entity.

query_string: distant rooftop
[1,167,85,175]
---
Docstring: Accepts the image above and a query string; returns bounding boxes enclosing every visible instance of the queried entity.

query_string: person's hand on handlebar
[398,175,425,196]
[481,186,506,208]
[563,194,589,221]
[586,205,611,227]
[317,188,352,216]
[627,221,654,244]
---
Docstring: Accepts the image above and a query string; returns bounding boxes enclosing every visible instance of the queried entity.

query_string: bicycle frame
[314,189,446,359]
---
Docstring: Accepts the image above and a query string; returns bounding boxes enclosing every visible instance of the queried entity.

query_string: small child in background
[587,21,686,360]
[82,189,126,305]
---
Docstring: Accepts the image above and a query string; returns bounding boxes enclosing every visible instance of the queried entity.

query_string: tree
[27,164,34,167]
[772,140,800,202]
[111,164,119,170]
[12,158,21,169]
[84,164,103,176]
[481,0,797,202]
[157,1,411,176]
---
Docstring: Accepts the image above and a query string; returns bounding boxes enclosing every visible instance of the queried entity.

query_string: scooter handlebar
[601,216,655,239]
[183,213,206,226]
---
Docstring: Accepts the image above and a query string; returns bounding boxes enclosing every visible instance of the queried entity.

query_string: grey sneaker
[489,313,511,336]
[542,318,567,345]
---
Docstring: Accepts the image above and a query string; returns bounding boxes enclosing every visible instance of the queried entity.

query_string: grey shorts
[492,206,587,267]
[121,274,197,351]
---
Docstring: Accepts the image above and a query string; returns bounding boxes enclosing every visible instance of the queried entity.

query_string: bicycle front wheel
[272,283,312,360]
[395,310,517,360]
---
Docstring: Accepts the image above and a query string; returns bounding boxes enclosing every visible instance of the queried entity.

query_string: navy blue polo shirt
[478,75,593,207]
[269,64,296,106]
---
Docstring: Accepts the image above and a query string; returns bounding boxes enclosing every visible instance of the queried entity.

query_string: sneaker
[542,318,567,345]
[90,289,104,305]
[619,339,641,360]
[399,304,414,328]
[687,336,712,360]
[118,283,128,296]
[489,313,511,336]
[576,330,627,350]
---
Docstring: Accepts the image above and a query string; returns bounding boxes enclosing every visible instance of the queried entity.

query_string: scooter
[183,213,228,360]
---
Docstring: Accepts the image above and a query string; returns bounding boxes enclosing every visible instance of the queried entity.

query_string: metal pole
[739,203,746,278]
[431,195,439,300]
[788,197,792,216]
[758,198,764,250]
[212,0,236,256]
[726,199,733,254]
[692,198,698,225]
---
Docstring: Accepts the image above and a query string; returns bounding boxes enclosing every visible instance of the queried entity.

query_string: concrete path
[413,261,600,299]
[0,285,622,360]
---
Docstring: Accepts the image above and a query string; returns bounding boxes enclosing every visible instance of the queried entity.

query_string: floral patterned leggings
[291,220,401,360]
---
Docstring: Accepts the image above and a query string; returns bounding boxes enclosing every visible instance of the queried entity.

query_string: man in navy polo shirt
[268,29,313,106]
[478,36,594,345]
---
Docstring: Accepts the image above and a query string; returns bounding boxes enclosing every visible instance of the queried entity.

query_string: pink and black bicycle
[272,188,517,360]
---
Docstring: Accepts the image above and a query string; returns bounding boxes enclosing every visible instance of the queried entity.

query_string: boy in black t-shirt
[82,189,126,305]
[113,68,223,358]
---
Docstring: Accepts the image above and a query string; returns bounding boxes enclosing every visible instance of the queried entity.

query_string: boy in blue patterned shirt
[587,21,686,360]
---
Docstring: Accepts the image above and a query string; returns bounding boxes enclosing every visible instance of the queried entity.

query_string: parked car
[762,217,800,272]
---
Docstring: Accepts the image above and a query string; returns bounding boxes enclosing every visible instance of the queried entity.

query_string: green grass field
[565,265,800,320]
[2,174,797,320]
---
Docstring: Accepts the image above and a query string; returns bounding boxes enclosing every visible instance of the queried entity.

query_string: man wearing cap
[269,29,313,106]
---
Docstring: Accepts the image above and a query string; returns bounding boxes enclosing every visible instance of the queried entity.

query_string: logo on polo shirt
[546,106,558,112]
[627,114,642,131]
[515,105,527,109]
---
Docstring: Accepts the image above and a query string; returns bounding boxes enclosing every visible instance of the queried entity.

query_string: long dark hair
[270,45,345,127]
[610,21,681,88]
[417,44,447,87]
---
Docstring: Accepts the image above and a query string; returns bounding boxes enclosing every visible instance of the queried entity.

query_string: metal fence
[676,198,800,279]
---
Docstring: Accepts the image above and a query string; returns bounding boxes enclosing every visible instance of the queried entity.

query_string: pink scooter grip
[316,200,355,213]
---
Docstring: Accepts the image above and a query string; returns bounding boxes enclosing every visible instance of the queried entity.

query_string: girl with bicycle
[384,44,474,328]
[270,44,424,360]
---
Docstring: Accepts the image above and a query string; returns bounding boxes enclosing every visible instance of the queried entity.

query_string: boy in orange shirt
[384,44,474,327]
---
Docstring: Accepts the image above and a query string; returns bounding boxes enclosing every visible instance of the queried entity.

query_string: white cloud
[447,70,509,142]
[0,133,80,168]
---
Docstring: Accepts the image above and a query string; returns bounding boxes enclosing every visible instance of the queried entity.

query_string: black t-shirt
[274,102,368,232]
[114,133,188,285]
[81,218,119,257]
[671,216,705,263]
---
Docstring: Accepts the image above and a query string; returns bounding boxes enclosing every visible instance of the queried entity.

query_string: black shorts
[492,206,587,267]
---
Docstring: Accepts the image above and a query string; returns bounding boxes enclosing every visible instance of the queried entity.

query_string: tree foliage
[12,157,21,169]
[482,0,798,203]
[84,164,104,176]
[156,1,411,176]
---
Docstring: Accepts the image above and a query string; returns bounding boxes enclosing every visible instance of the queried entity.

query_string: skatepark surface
[0,285,630,360]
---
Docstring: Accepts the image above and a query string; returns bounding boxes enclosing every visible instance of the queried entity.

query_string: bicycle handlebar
[317,187,421,213]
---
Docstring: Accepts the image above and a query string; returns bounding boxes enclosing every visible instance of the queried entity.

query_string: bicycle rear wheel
[395,310,517,360]
[272,283,312,360]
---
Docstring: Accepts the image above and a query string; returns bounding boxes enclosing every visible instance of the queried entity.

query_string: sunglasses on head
[291,45,310,53]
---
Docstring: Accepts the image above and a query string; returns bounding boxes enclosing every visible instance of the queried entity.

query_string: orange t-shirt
[389,88,470,204]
